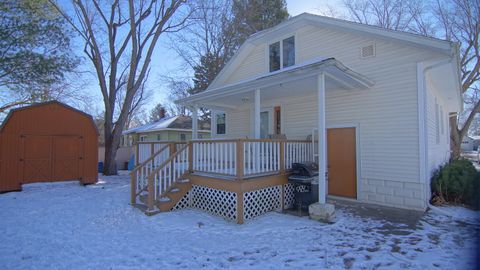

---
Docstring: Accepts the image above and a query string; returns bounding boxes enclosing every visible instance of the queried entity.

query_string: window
[435,98,440,144]
[282,36,295,68]
[180,133,186,141]
[140,135,147,142]
[269,42,280,72]
[440,106,444,135]
[216,113,226,135]
[269,36,295,72]
[157,134,162,141]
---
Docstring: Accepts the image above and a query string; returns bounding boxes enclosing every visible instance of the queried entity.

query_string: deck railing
[132,139,314,209]
[190,139,313,179]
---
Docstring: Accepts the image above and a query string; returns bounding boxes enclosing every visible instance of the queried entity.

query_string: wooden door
[53,136,80,181]
[327,128,357,198]
[22,136,53,183]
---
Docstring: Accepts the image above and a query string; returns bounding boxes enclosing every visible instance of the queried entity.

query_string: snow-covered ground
[0,173,478,270]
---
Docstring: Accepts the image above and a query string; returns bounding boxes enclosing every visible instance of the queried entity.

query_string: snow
[1,173,478,269]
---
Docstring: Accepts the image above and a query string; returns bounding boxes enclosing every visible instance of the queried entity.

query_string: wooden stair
[138,178,192,214]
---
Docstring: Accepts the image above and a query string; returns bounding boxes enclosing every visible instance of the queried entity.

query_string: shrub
[430,159,480,209]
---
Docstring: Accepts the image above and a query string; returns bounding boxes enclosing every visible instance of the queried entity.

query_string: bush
[430,159,480,209]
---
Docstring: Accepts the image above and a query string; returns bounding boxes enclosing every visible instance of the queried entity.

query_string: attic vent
[360,44,375,58]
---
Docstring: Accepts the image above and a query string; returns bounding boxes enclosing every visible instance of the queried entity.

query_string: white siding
[425,76,451,179]
[216,24,449,210]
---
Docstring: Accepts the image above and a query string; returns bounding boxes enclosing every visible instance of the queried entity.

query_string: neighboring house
[461,135,480,151]
[122,115,210,146]
[131,13,461,223]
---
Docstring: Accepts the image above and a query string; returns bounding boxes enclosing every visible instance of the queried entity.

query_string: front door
[327,127,357,198]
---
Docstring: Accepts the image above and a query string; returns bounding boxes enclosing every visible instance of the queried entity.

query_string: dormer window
[269,36,295,72]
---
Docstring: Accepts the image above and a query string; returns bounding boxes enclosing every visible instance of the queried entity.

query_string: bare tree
[435,0,480,158]
[50,0,190,175]
[342,0,479,158]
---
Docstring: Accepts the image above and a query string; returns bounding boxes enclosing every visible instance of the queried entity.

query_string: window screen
[282,36,295,67]
[269,42,280,72]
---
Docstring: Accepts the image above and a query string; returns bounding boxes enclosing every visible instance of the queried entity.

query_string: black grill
[288,163,319,212]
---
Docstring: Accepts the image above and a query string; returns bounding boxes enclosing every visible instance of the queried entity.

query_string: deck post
[169,142,176,156]
[135,143,139,166]
[279,141,285,175]
[147,175,155,211]
[236,140,244,180]
[130,172,137,205]
[236,192,244,224]
[254,89,261,139]
[188,142,193,172]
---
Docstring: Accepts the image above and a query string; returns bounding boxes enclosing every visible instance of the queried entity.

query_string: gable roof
[209,13,458,90]
[123,115,211,135]
[0,100,99,135]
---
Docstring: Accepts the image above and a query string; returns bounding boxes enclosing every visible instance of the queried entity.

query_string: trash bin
[98,161,104,173]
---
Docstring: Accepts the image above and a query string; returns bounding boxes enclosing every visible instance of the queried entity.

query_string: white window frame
[435,98,440,145]
[212,110,227,136]
[266,34,297,72]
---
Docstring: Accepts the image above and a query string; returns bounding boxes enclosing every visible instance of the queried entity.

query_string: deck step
[177,178,190,183]
[159,196,171,202]
[169,188,180,193]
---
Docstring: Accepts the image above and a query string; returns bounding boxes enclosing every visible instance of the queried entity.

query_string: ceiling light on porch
[241,97,250,103]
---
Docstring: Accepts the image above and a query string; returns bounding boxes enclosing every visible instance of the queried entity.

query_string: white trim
[326,123,362,200]
[417,62,428,210]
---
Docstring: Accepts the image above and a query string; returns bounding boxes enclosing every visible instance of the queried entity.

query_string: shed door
[22,136,53,183]
[22,135,81,183]
[327,128,357,198]
[53,136,80,181]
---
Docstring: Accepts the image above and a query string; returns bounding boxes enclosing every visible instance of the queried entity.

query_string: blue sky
[84,0,344,115]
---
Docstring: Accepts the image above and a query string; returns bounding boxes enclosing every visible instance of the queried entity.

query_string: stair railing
[146,143,190,211]
[130,144,171,204]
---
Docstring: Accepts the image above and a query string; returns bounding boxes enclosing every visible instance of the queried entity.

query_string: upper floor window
[269,36,295,72]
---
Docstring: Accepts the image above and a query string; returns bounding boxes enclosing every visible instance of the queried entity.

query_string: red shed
[0,101,98,192]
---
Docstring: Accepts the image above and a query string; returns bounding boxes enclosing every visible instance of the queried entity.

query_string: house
[461,135,480,151]
[0,101,98,192]
[131,13,462,223]
[122,115,211,146]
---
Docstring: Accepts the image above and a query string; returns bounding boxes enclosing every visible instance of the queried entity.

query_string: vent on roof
[360,43,375,58]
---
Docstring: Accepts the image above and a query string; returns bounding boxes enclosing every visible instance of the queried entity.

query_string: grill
[288,162,319,212]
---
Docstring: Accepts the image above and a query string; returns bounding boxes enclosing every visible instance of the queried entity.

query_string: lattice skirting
[243,185,281,220]
[171,191,191,211]
[169,183,295,222]
[190,185,238,221]
[284,183,295,209]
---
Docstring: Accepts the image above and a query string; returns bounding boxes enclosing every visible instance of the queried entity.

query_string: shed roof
[0,100,99,135]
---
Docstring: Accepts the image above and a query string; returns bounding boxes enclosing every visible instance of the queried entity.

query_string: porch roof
[176,58,374,110]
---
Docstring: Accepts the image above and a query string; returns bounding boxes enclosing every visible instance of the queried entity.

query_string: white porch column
[254,89,261,139]
[192,105,198,139]
[309,72,334,223]
[317,73,327,204]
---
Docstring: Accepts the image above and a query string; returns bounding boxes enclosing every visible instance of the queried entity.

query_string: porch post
[308,72,335,223]
[317,73,327,204]
[254,89,261,139]
[192,105,198,139]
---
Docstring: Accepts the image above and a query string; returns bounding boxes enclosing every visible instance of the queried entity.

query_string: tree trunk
[450,116,462,160]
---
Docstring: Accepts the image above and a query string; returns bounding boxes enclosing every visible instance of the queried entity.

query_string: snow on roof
[123,115,210,135]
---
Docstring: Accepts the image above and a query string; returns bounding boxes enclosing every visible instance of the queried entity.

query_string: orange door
[53,136,80,181]
[22,136,53,183]
[327,128,357,198]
